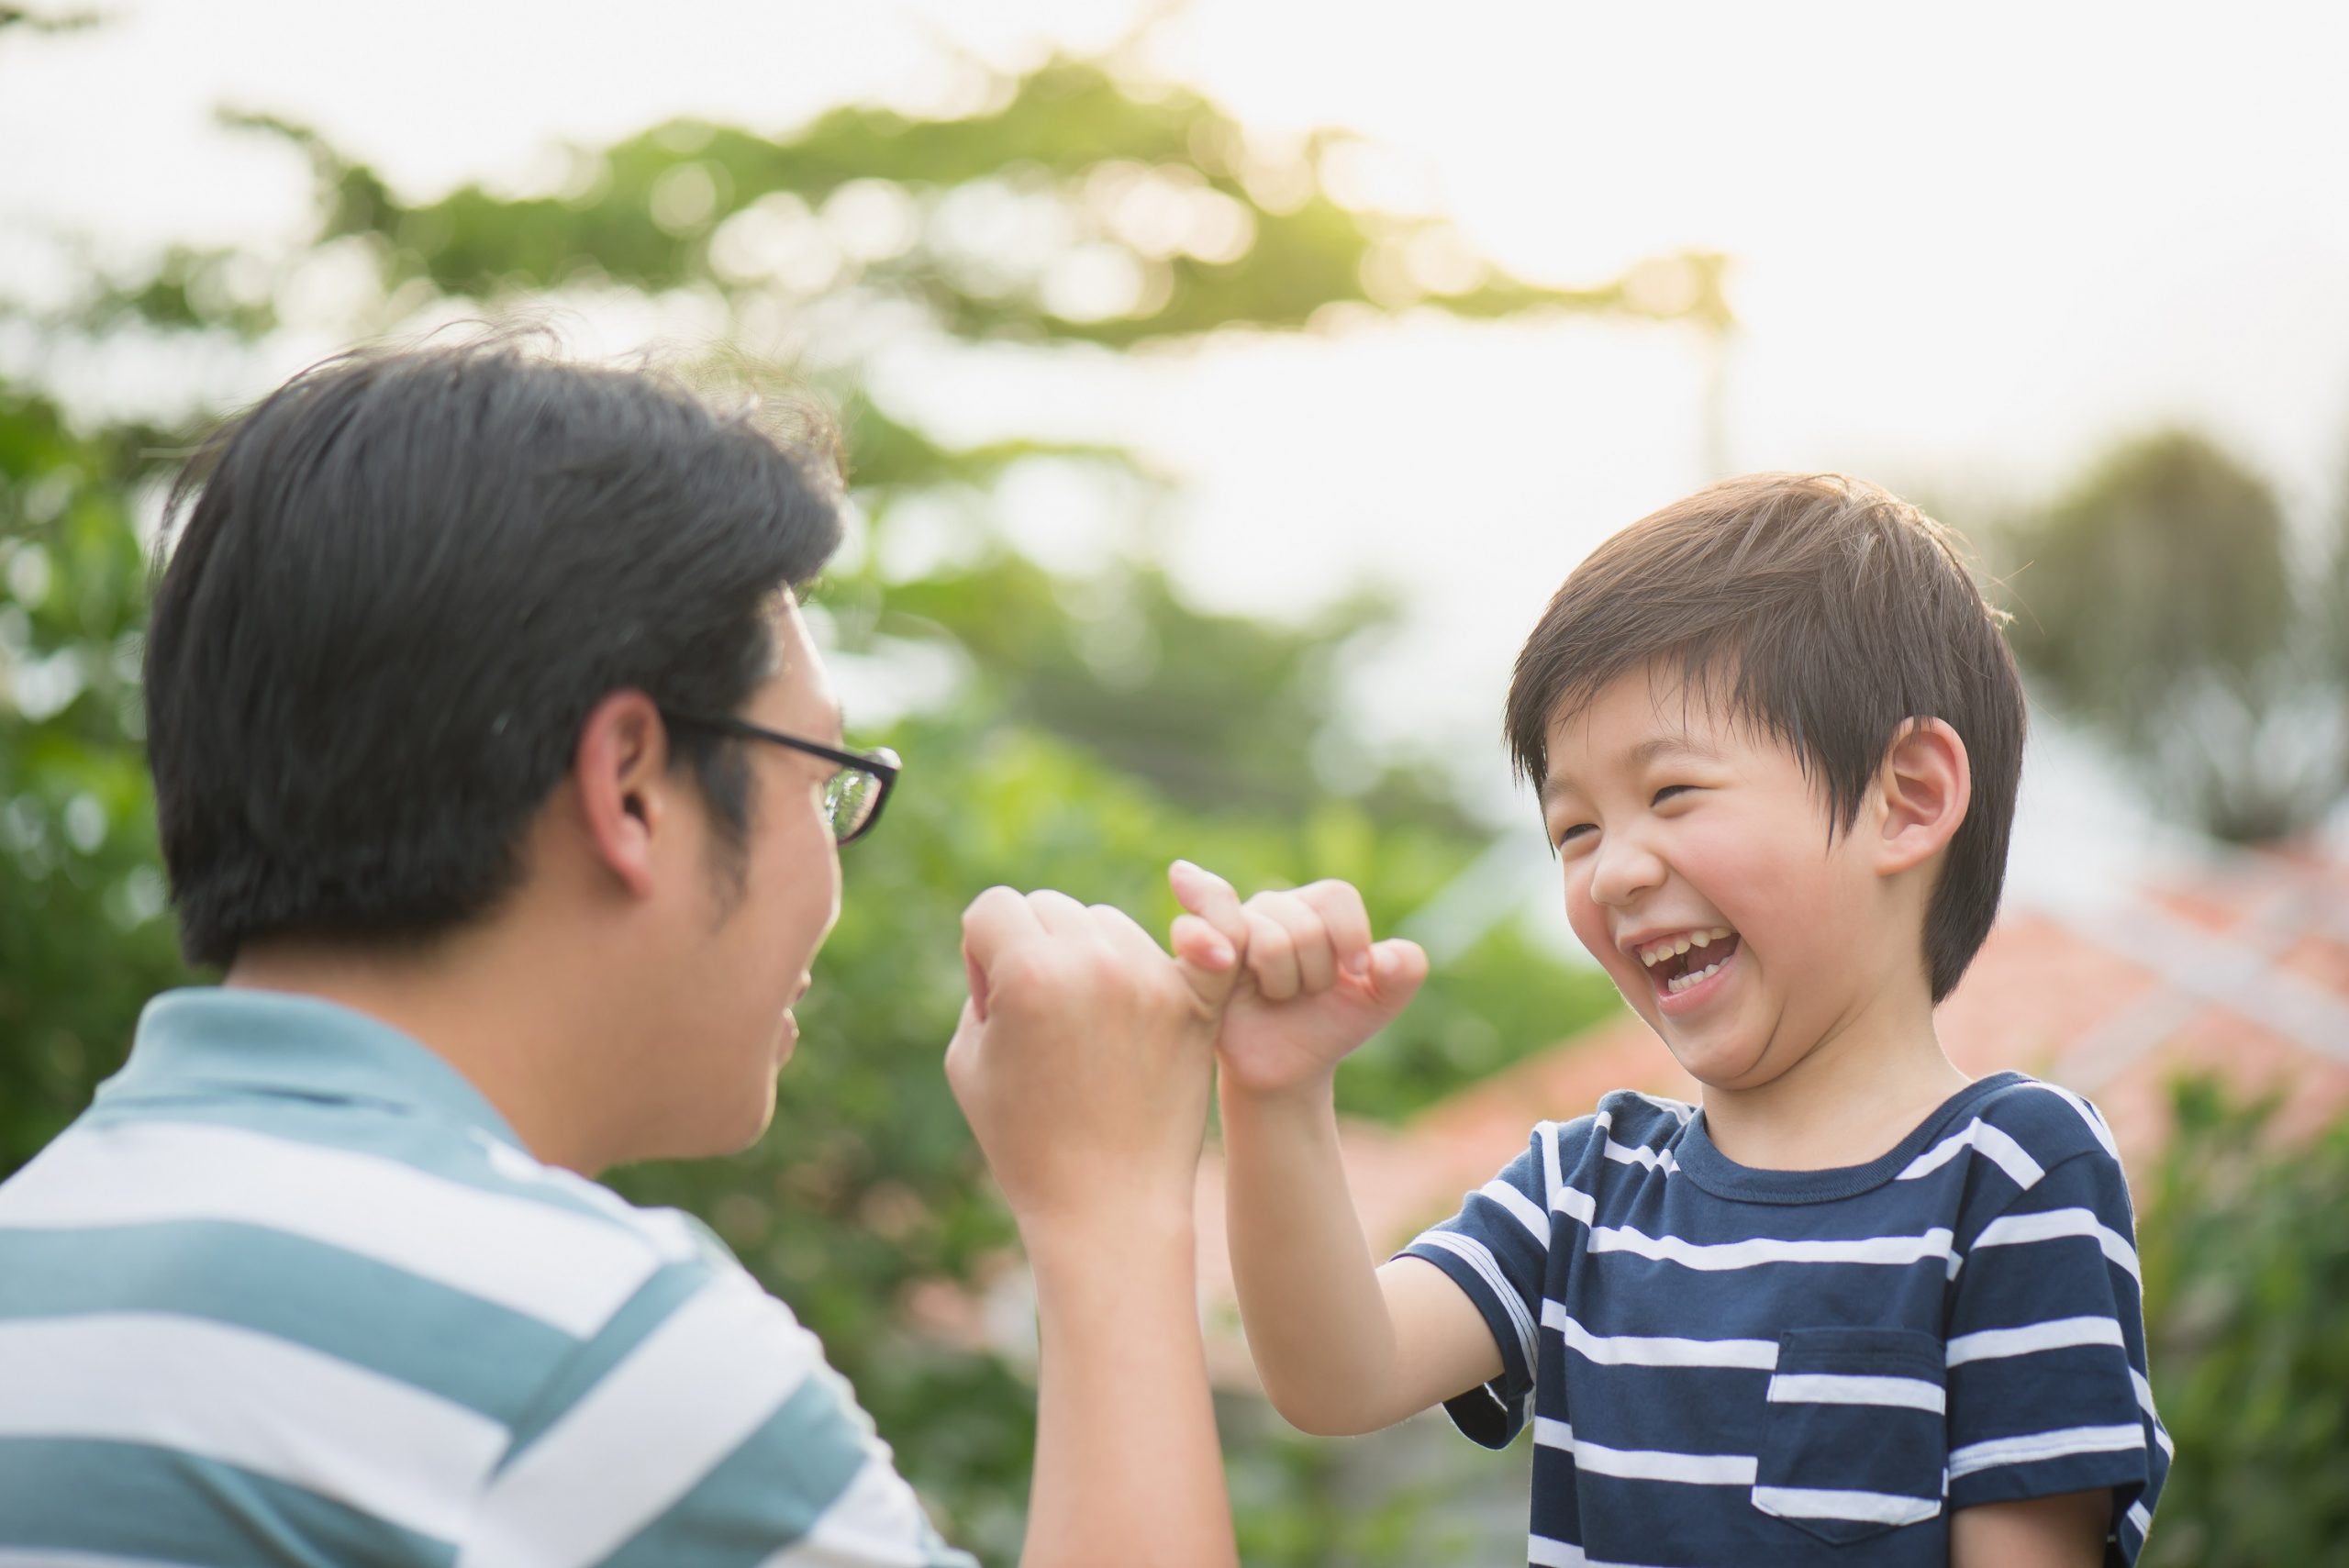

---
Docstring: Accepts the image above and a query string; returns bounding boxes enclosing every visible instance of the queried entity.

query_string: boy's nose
[1586,833,1666,908]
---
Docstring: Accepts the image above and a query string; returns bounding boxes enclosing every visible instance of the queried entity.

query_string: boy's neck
[1696,998,1970,1173]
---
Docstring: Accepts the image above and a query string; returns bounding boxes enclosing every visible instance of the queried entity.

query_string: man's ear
[1875,717,1971,876]
[573,690,673,900]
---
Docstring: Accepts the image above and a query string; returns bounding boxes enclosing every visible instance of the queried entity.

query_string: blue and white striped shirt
[0,987,974,1568]
[1401,1073,2169,1568]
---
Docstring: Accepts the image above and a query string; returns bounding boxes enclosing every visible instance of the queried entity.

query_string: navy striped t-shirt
[1400,1073,2168,1568]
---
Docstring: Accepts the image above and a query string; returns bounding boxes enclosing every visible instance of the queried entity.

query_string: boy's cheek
[1560,872,1598,945]
[1563,883,1632,988]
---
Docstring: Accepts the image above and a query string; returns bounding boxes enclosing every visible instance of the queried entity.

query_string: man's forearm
[1020,1207,1235,1568]
[1219,1075,1404,1435]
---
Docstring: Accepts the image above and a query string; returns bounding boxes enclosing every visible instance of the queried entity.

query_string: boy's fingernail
[1373,946,1402,981]
[1345,951,1372,979]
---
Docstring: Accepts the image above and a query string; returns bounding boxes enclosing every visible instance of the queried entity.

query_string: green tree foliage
[2000,429,2349,840]
[0,7,97,33]
[220,63,1703,350]
[1,37,1658,1562]
[0,396,188,1175]
[2138,1079,2349,1567]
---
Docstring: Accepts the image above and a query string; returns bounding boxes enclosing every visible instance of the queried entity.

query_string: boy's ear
[1874,717,1971,876]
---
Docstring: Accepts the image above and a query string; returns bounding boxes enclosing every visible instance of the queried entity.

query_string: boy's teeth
[1638,925,1734,966]
[1666,961,1722,995]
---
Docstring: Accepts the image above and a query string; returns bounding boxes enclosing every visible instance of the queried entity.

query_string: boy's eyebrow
[1540,731,1725,805]
[1629,731,1726,768]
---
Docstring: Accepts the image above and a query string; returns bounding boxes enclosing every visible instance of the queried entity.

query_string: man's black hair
[145,331,844,968]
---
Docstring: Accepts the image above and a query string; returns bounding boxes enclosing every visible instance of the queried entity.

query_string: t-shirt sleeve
[1944,1139,2171,1563]
[464,1265,976,1568]
[1395,1120,1563,1449]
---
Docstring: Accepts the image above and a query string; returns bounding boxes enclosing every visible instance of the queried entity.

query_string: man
[0,337,1246,1566]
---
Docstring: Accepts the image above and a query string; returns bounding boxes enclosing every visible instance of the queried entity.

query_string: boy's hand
[1170,862,1428,1098]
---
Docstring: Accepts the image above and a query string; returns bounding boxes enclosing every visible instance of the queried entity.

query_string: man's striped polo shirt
[0,987,975,1568]
[1401,1073,2170,1568]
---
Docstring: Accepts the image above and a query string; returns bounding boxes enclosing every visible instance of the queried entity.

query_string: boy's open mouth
[1638,927,1741,996]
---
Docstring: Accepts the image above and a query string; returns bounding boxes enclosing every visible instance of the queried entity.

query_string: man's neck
[224,932,622,1176]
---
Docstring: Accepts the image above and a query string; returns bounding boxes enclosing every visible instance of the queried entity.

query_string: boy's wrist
[1218,1063,1340,1121]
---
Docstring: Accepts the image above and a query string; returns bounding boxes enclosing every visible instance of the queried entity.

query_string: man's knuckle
[1086,904,1140,940]
[1081,946,1139,994]
[964,884,1019,924]
[993,949,1056,998]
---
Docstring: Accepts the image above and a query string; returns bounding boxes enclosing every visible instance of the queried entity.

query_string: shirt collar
[99,986,529,1151]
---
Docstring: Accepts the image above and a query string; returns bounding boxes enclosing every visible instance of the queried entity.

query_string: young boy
[1183,474,2168,1567]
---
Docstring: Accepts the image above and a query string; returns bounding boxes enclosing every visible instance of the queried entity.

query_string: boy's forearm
[1219,1073,1405,1435]
[1020,1207,1235,1568]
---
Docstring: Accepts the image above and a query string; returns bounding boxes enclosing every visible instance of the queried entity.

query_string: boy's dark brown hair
[1505,473,2026,1003]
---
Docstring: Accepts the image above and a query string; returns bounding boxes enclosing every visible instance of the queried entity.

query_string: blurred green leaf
[2138,1079,2349,1568]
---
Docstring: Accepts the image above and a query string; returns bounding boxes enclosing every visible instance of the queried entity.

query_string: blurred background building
[4,4,2345,1563]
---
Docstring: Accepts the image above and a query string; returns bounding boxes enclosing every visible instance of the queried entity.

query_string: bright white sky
[5,0,2344,913]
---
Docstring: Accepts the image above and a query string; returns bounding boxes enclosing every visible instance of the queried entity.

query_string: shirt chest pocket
[1752,1327,1947,1546]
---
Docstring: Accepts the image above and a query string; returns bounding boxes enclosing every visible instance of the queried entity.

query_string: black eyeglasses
[661,710,900,845]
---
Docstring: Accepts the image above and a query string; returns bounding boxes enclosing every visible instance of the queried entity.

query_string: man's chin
[738,1072,784,1148]
[668,1078,785,1162]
